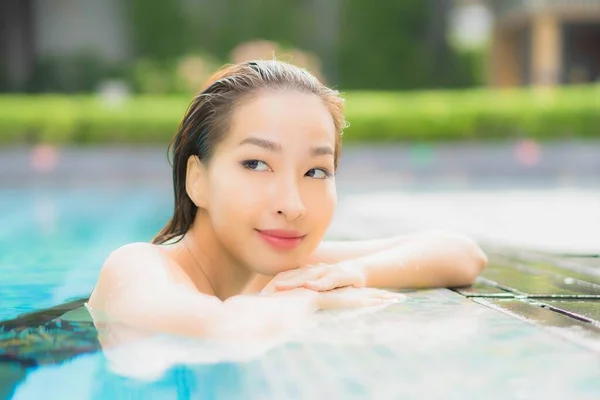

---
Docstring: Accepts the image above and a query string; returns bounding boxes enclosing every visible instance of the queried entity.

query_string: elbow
[428,230,488,287]
[457,241,488,286]
[471,239,489,275]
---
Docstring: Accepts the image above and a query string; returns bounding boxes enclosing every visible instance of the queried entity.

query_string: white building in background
[0,0,132,91]
[487,0,600,87]
[449,0,494,50]
[450,0,600,87]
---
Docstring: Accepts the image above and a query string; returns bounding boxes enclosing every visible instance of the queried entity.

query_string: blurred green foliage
[337,0,478,89]
[15,0,481,93]
[1,85,598,144]
[127,0,480,90]
[126,0,192,61]
[26,53,128,93]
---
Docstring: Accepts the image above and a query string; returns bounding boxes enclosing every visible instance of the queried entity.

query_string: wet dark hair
[152,59,347,245]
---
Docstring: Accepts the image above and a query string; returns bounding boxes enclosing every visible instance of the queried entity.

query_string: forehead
[224,90,337,147]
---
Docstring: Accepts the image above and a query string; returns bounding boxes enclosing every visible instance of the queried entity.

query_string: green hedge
[1,85,599,144]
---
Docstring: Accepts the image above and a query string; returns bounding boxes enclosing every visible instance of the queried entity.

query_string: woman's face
[203,90,338,275]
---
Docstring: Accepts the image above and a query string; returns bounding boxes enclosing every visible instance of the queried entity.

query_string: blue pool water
[0,187,171,321]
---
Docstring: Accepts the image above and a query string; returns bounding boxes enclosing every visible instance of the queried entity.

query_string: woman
[87,60,488,341]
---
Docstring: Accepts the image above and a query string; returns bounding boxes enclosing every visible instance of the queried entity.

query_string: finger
[260,285,277,295]
[372,290,405,300]
[302,278,347,292]
[331,297,398,310]
[275,269,304,280]
[274,281,305,290]
[377,291,406,301]
[275,278,318,290]
[357,288,406,301]
[305,262,328,268]
[274,269,326,290]
[303,270,359,292]
[260,279,283,294]
[359,298,400,307]
[273,266,316,282]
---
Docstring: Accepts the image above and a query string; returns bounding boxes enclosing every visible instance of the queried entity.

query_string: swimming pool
[2,187,600,399]
[0,187,172,321]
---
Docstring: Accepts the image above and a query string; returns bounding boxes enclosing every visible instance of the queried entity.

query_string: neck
[184,210,256,300]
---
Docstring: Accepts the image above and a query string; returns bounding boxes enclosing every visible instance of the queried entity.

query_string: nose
[274,177,306,221]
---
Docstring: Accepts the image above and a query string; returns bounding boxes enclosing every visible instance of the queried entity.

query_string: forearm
[208,290,319,340]
[99,286,317,340]
[351,231,488,289]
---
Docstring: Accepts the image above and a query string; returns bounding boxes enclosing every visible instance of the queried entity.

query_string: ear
[185,155,209,209]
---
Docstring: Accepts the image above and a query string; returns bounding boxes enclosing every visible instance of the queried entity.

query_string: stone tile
[481,257,600,297]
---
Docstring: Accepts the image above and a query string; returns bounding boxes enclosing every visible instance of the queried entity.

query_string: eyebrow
[239,137,334,157]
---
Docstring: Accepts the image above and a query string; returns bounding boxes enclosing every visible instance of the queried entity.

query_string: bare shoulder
[87,242,223,339]
[88,242,178,309]
[102,242,168,280]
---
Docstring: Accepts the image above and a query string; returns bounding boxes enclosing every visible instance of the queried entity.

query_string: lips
[256,229,306,250]
[258,229,304,238]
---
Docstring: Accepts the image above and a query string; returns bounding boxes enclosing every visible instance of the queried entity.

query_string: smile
[256,229,306,250]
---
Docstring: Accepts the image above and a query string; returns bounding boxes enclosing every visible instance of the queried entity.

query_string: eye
[306,168,331,179]
[241,159,270,172]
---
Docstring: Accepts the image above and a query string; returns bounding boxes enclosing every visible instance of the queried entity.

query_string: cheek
[208,174,263,228]
[307,182,337,232]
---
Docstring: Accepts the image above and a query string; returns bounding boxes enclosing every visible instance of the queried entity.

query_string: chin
[246,235,313,275]
[249,256,301,276]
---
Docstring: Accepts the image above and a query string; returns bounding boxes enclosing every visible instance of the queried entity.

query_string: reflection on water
[4,289,600,399]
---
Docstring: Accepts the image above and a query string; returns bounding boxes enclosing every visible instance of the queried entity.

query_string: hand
[261,261,366,295]
[263,286,404,310]
[314,287,405,310]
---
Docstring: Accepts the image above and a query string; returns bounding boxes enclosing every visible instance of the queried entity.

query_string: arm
[270,230,488,292]
[346,230,488,288]
[88,243,318,341]
[305,235,414,266]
